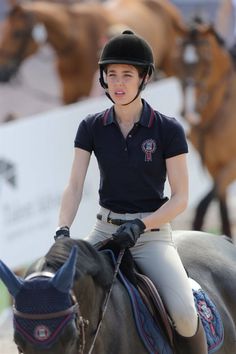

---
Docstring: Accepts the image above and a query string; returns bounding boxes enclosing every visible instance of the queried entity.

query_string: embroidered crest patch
[142,139,156,162]
[34,325,51,341]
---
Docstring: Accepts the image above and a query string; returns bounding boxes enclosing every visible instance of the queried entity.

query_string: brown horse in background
[173,19,236,238]
[0,1,110,103]
[104,0,186,77]
[0,0,186,104]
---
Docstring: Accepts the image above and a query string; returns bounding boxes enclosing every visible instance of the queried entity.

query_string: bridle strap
[1,10,35,65]
[77,316,89,354]
[25,271,55,280]
[184,67,233,164]
[182,55,233,130]
[13,303,79,320]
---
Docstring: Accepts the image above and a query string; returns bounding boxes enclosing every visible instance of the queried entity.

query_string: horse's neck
[21,2,67,26]
[28,3,108,58]
[74,276,105,329]
[20,3,67,44]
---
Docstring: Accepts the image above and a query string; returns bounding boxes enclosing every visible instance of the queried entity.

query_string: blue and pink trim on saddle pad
[108,250,224,354]
[193,288,224,353]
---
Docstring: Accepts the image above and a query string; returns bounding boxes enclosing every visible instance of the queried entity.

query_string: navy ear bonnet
[13,278,73,347]
[0,245,78,348]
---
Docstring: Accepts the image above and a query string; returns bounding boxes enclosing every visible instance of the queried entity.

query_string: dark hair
[103,64,147,78]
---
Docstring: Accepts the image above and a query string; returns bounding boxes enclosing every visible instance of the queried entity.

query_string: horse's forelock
[45,239,113,289]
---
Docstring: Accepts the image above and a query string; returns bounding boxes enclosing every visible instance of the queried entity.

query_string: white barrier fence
[0,78,211,269]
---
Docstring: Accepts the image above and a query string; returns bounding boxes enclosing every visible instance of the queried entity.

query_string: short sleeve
[74,119,93,152]
[163,118,188,159]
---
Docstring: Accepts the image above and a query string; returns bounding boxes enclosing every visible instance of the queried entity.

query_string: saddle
[96,240,224,354]
[96,240,174,346]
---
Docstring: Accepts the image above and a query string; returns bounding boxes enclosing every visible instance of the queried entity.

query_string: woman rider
[55,30,208,353]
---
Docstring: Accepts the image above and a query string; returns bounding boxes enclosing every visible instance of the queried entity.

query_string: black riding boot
[176,316,208,354]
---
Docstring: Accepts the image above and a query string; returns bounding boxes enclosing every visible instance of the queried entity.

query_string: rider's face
[105,64,143,104]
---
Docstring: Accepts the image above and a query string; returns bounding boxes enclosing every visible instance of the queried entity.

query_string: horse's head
[0,4,43,82]
[174,18,233,126]
[0,245,82,354]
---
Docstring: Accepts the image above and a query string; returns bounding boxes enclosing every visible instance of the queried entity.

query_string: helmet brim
[99,59,153,67]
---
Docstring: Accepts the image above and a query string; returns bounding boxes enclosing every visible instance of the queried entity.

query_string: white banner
[0,79,211,269]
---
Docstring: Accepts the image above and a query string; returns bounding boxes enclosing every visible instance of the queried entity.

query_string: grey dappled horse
[0,232,236,353]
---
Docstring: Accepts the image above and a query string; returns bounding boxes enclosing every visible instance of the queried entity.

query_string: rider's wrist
[54,226,70,241]
[56,225,70,232]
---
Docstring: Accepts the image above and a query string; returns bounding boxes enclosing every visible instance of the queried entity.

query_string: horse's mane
[44,238,114,289]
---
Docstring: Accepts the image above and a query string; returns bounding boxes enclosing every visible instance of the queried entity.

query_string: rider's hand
[54,226,70,241]
[112,219,145,249]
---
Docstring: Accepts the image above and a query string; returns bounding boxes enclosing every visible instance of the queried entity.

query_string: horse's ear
[0,260,23,297]
[51,245,78,294]
[9,0,19,6]
[189,17,212,36]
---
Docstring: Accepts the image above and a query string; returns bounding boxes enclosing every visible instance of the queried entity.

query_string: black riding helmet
[98,30,155,104]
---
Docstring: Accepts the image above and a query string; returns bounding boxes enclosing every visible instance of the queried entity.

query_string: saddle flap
[135,272,174,346]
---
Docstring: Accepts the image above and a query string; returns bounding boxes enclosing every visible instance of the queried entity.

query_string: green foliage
[0,281,10,314]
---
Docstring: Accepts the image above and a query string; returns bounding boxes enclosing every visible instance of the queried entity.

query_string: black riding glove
[112,219,146,249]
[54,226,70,241]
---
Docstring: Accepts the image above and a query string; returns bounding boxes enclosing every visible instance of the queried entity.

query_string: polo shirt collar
[102,99,155,128]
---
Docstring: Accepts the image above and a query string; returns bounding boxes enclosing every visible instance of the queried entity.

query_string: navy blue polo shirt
[74,99,188,213]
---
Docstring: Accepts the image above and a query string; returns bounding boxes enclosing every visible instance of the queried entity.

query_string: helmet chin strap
[104,90,141,105]
[105,84,142,105]
[120,75,147,106]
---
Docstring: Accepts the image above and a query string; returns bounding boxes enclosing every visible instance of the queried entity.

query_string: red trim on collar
[103,109,111,125]
[148,108,155,128]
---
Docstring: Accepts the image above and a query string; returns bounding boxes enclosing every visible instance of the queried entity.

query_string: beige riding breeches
[84,207,198,337]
